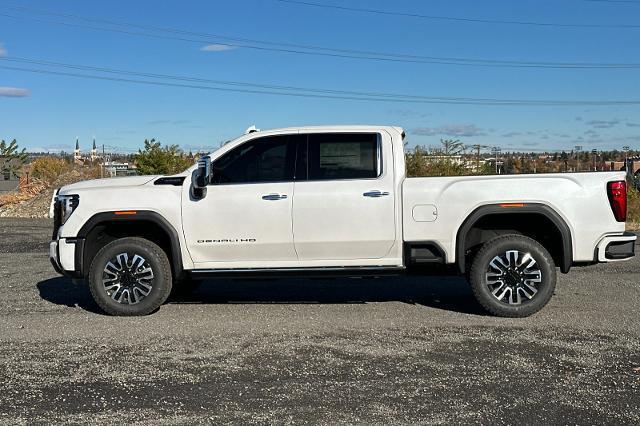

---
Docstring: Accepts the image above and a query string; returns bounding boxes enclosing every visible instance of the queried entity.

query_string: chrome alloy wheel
[485,250,542,306]
[102,253,154,305]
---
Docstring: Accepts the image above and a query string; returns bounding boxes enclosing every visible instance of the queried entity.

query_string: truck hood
[59,175,159,193]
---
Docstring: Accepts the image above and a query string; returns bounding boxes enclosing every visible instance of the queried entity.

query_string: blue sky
[0,0,639,153]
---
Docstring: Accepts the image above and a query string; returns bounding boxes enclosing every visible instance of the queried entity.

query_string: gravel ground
[0,218,639,425]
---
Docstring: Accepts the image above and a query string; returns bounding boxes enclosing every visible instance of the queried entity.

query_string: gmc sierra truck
[49,126,636,317]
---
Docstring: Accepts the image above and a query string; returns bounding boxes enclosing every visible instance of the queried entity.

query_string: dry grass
[0,175,48,208]
[627,186,640,231]
[29,157,72,184]
[0,162,102,216]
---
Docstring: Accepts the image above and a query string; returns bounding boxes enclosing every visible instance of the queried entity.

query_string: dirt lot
[0,218,638,424]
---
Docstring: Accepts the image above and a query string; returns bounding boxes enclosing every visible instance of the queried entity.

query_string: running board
[188,266,405,279]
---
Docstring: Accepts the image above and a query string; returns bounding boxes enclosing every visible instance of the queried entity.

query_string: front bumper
[595,232,636,262]
[49,238,84,278]
[49,240,64,275]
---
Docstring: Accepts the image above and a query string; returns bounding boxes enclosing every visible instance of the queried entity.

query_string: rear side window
[305,133,380,180]
[211,135,295,184]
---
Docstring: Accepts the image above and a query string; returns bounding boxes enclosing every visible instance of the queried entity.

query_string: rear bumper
[595,232,636,262]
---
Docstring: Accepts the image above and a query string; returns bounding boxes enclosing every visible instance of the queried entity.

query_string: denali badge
[197,238,257,244]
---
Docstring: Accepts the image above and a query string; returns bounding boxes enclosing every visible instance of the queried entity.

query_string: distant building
[610,158,640,174]
[423,154,465,165]
[90,138,98,162]
[0,157,21,193]
[74,138,81,163]
[73,137,101,165]
[102,161,138,177]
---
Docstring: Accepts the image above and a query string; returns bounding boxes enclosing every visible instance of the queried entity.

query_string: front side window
[305,133,380,180]
[211,135,295,184]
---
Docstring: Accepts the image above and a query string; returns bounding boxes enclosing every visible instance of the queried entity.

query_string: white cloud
[501,131,522,138]
[586,119,619,129]
[387,109,431,119]
[0,87,29,97]
[201,44,237,52]
[411,124,486,137]
[0,42,6,57]
[28,144,73,153]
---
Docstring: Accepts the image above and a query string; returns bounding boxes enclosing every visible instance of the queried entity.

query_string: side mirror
[191,155,211,199]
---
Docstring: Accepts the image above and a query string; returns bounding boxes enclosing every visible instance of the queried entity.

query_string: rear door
[292,131,396,261]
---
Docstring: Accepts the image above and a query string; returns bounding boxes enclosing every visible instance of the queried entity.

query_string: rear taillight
[607,180,627,222]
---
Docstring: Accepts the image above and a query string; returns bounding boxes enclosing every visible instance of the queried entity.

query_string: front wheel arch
[77,211,184,280]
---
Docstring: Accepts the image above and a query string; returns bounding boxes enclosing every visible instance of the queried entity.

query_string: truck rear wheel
[88,237,173,316]
[468,234,556,317]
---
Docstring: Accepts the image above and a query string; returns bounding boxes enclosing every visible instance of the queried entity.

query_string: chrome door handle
[363,190,389,198]
[262,193,288,201]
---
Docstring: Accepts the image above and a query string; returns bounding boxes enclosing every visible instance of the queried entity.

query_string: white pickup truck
[50,125,635,317]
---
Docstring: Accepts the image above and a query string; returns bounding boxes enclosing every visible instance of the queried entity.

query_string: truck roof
[245,125,405,135]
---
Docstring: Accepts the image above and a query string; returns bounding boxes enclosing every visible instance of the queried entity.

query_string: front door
[292,132,397,261]
[182,134,298,267]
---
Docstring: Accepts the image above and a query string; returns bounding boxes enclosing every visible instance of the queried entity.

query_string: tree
[0,139,28,179]
[135,139,194,175]
[432,139,467,176]
[405,140,470,177]
[439,139,465,156]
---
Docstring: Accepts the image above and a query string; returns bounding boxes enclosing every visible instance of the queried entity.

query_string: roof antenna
[245,125,260,134]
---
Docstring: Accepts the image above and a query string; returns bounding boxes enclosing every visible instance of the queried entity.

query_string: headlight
[56,194,80,225]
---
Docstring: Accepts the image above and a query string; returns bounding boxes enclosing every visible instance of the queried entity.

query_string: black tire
[468,234,556,318]
[88,237,173,316]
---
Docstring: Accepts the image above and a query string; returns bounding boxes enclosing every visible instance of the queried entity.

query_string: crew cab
[49,125,636,317]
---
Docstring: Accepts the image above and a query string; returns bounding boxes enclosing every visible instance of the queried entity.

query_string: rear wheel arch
[456,203,573,274]
[77,211,184,280]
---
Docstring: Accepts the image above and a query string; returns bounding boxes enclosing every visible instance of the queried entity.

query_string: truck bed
[402,172,627,263]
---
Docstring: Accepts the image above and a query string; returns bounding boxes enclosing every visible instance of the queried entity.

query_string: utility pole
[473,144,481,172]
[101,144,105,178]
[623,146,630,176]
[491,147,501,174]
[592,149,598,171]
[470,144,481,172]
[471,144,489,173]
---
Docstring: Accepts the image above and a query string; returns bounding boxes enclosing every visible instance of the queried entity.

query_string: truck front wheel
[468,234,556,317]
[88,237,173,316]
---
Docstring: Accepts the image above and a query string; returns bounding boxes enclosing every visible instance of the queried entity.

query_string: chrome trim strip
[191,266,405,274]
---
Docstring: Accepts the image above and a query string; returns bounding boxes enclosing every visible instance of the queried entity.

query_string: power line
[1,6,639,69]
[274,0,640,28]
[1,57,639,106]
[583,0,640,4]
[6,56,640,103]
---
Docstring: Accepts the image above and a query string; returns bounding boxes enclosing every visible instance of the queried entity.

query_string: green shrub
[627,184,640,230]
[135,139,194,175]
